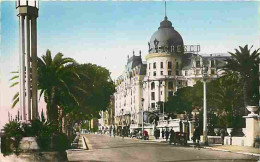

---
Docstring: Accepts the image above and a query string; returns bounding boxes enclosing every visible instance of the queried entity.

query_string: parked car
[174,132,187,146]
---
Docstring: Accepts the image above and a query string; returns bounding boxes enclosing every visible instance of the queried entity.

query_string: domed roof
[148,16,184,54]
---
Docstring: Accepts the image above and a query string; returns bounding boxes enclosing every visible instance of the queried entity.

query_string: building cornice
[145,52,173,60]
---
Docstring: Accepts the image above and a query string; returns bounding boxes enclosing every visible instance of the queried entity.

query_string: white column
[25,15,31,121]
[31,16,38,119]
[203,80,208,144]
[158,81,160,102]
[19,15,26,121]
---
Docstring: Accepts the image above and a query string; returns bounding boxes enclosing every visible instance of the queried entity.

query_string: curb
[83,136,92,150]
[203,146,260,157]
[81,136,89,150]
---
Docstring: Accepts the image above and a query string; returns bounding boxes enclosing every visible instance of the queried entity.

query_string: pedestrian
[162,129,165,139]
[220,128,225,145]
[192,126,201,149]
[165,129,169,142]
[169,129,175,145]
[113,128,116,138]
[154,129,156,139]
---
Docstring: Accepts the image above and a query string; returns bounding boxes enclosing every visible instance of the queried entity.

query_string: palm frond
[12,92,19,101]
[9,75,19,81]
[12,97,19,108]
[10,82,19,88]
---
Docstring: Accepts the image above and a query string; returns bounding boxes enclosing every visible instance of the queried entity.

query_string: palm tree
[225,45,260,112]
[37,50,79,123]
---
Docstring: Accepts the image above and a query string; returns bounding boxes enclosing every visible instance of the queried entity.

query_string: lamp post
[121,109,124,137]
[141,98,144,137]
[202,65,208,146]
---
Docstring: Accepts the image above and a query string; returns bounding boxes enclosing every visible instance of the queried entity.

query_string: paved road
[67,134,259,162]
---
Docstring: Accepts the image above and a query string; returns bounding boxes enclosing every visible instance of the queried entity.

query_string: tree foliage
[224,45,260,107]
[10,50,115,127]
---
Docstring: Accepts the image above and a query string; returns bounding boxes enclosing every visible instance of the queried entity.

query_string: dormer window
[196,61,200,68]
[211,60,215,67]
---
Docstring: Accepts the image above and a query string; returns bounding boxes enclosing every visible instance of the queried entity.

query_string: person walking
[113,127,116,138]
[220,128,225,145]
[165,129,169,142]
[192,126,201,149]
[169,129,175,145]
[162,129,165,139]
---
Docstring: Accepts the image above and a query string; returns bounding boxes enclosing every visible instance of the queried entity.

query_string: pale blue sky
[1,1,259,127]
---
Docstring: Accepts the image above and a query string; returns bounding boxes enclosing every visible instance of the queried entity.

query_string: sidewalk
[150,137,260,158]
[203,144,260,157]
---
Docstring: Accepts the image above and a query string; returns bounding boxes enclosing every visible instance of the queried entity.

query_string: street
[67,134,259,162]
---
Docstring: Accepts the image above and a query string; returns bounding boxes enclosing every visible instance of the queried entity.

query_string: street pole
[203,66,208,146]
[163,102,165,119]
[142,98,144,138]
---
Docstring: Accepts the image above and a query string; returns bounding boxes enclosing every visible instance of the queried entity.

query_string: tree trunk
[242,80,248,115]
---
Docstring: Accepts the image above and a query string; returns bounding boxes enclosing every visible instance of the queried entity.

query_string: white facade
[113,16,230,131]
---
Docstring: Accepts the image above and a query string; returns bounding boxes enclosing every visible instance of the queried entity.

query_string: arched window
[151,82,155,90]
[168,81,173,89]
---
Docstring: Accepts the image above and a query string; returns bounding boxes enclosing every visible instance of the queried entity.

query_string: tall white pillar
[31,16,38,120]
[25,15,31,120]
[203,80,208,145]
[19,15,26,121]
[17,0,39,121]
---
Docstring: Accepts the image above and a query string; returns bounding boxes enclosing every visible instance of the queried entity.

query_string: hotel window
[176,70,179,76]
[161,71,163,75]
[153,62,156,69]
[211,69,215,74]
[211,60,215,67]
[185,71,188,76]
[151,82,155,90]
[168,81,173,89]
[160,62,164,68]
[176,62,179,69]
[196,61,200,67]
[151,103,155,108]
[168,61,172,69]
[153,71,156,76]
[168,91,173,97]
[196,69,200,75]
[149,63,151,69]
[151,92,155,100]
[168,70,172,75]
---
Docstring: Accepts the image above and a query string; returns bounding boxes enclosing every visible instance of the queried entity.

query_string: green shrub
[52,132,70,152]
[4,121,23,153]
[3,120,71,153]
[36,122,53,151]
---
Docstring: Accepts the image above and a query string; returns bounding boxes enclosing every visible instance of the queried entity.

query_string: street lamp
[202,65,208,145]
[121,109,124,137]
[141,98,144,137]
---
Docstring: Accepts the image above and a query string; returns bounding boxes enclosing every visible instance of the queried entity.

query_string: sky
[1,1,260,128]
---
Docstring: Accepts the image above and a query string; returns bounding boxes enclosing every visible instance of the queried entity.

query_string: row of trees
[11,50,115,134]
[163,45,260,128]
